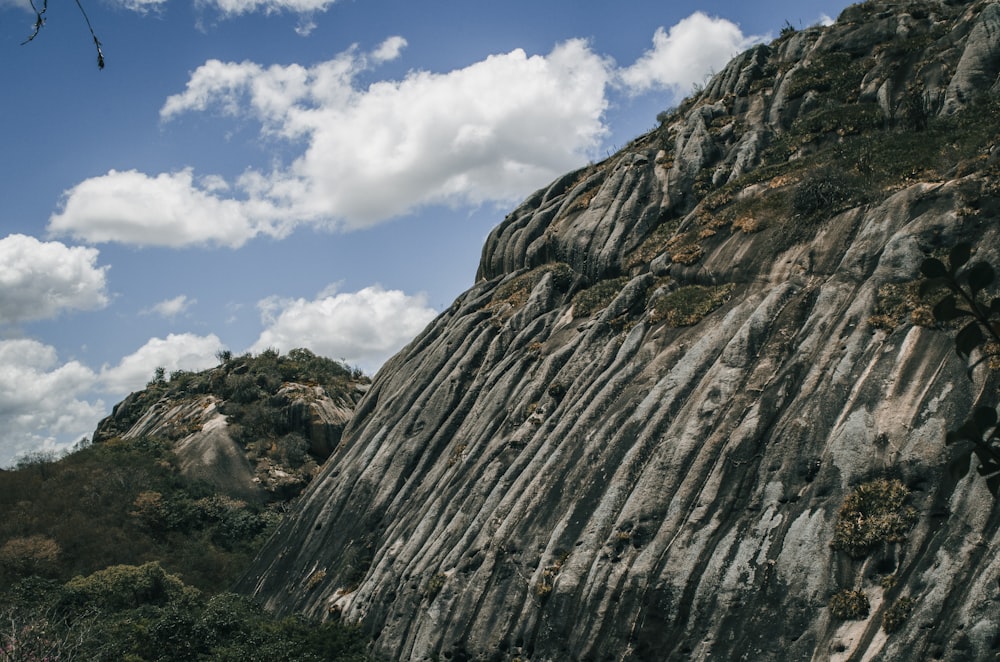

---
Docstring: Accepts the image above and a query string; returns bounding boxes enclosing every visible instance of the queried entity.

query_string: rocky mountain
[238,2,1000,660]
[94,348,368,501]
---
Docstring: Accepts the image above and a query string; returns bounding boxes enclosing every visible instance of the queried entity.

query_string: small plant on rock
[828,589,870,620]
[882,596,915,633]
[424,573,447,601]
[831,478,917,558]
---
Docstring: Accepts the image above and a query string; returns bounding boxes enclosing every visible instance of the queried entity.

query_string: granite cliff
[239,2,1000,660]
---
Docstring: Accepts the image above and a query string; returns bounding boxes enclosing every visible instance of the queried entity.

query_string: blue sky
[0,0,852,465]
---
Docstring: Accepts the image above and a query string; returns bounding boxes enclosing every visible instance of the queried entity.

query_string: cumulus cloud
[619,12,765,95]
[48,169,281,249]
[250,284,437,372]
[99,333,225,394]
[142,295,196,319]
[0,234,109,324]
[0,332,225,465]
[50,38,612,247]
[0,339,104,467]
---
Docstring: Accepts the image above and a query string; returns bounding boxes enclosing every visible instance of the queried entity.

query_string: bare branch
[20,0,104,70]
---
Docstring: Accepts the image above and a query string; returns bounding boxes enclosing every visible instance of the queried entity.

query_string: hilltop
[0,348,372,660]
[0,347,368,590]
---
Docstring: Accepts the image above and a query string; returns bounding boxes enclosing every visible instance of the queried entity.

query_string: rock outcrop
[93,352,367,501]
[240,3,1000,660]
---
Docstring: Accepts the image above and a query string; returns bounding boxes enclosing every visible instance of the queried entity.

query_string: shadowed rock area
[240,2,1000,660]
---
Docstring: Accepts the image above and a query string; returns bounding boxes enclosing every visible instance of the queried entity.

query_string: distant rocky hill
[94,348,368,501]
[239,2,1000,660]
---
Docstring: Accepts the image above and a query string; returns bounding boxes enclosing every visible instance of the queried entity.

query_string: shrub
[882,596,915,633]
[1,571,371,662]
[626,214,683,269]
[785,51,867,102]
[831,478,918,558]
[305,569,327,591]
[571,277,629,318]
[0,535,61,579]
[792,168,855,218]
[829,589,870,620]
[62,562,190,612]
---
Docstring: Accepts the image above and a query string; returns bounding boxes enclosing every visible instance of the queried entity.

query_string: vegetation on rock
[882,596,916,633]
[648,283,735,327]
[831,478,917,558]
[828,589,871,621]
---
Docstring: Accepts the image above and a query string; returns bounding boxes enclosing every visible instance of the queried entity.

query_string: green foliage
[96,348,365,446]
[130,491,279,550]
[648,284,736,327]
[62,562,189,612]
[785,51,868,102]
[830,478,917,558]
[572,277,629,318]
[921,243,1000,496]
[882,596,915,633]
[828,589,870,620]
[0,535,61,578]
[0,568,370,662]
[791,168,857,219]
[0,436,279,592]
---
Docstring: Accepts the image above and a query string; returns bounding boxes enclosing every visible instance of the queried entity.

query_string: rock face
[240,3,1000,660]
[94,358,366,501]
[117,393,261,499]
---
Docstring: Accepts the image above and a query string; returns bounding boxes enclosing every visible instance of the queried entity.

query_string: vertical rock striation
[241,3,1000,660]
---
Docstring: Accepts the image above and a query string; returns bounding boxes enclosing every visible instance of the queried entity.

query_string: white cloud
[372,35,407,63]
[250,284,437,372]
[142,295,196,318]
[619,12,765,95]
[108,0,167,14]
[50,38,612,247]
[0,234,109,324]
[0,339,104,467]
[99,333,225,394]
[47,168,285,248]
[207,0,336,16]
